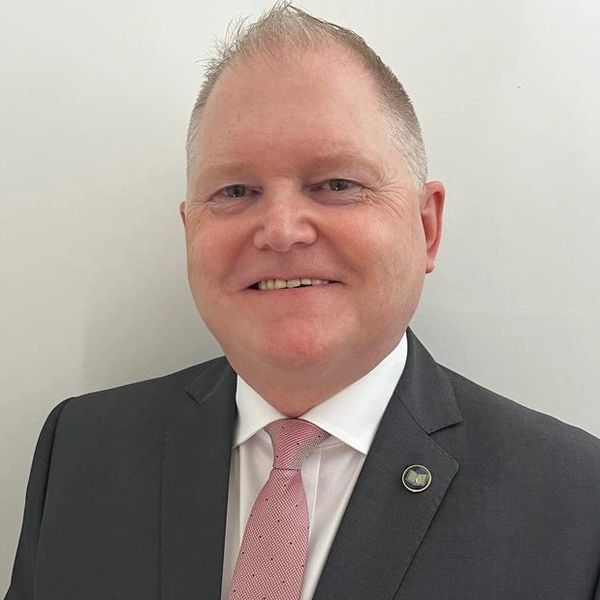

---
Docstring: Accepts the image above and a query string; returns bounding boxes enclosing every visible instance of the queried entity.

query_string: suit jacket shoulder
[59,356,230,424]
[441,364,600,475]
[5,356,236,600]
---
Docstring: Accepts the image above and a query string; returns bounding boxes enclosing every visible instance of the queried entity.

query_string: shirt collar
[233,333,408,455]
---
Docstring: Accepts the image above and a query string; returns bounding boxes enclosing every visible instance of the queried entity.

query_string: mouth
[248,277,338,290]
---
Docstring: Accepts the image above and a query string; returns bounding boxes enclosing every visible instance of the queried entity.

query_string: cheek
[186,233,210,286]
[351,216,416,278]
[186,221,235,284]
[354,214,426,303]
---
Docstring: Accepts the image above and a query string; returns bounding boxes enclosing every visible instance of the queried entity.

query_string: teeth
[256,278,331,290]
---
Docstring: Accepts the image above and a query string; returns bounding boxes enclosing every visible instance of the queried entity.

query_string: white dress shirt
[221,333,408,600]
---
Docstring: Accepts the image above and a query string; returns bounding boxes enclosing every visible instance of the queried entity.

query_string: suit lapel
[160,359,237,600]
[313,330,462,600]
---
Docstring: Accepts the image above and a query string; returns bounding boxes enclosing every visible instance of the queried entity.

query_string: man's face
[182,48,443,379]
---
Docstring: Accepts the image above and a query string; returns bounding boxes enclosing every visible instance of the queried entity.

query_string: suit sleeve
[4,399,71,600]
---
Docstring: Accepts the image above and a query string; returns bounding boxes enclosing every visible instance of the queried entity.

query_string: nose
[253,190,318,252]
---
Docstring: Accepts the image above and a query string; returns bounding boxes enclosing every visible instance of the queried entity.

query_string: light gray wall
[1,0,599,591]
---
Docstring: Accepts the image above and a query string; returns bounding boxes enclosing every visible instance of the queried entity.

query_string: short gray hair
[186,1,427,188]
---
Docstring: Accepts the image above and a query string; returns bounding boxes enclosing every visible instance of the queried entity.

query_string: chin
[258,329,341,372]
[213,316,354,374]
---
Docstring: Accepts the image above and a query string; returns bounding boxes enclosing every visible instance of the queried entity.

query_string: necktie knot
[265,418,329,471]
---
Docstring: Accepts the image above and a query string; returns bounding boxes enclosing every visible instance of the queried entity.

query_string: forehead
[193,48,398,175]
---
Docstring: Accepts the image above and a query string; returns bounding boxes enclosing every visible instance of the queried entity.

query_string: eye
[309,178,363,204]
[207,184,257,213]
[327,179,353,192]
[221,184,248,198]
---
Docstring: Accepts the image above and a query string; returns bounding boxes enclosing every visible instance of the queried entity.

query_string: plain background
[1,0,599,591]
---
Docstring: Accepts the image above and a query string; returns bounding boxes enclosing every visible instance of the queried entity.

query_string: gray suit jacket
[6,330,600,599]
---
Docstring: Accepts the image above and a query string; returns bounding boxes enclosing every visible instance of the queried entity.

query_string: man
[5,4,600,599]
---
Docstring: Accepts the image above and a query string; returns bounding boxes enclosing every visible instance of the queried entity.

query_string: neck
[228,338,402,417]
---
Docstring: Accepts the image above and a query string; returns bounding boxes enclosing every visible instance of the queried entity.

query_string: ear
[420,181,445,274]
[179,200,186,226]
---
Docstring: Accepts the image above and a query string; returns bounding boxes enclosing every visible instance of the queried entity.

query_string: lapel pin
[402,464,432,493]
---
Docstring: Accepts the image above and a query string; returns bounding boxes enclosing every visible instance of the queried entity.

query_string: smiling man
[181,42,443,417]
[6,4,600,600]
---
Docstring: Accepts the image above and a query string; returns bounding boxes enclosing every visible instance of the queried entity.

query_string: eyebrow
[196,151,384,184]
[305,153,382,179]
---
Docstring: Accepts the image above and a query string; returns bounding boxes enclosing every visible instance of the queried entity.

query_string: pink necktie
[227,418,329,600]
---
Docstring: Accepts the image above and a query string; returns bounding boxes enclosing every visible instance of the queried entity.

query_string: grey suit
[6,330,600,599]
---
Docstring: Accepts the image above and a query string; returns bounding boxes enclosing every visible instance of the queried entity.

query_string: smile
[250,278,333,290]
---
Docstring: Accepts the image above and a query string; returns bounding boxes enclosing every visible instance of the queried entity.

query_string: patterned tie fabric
[228,418,329,600]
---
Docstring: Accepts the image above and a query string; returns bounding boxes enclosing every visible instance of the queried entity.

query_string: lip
[243,276,341,290]
[244,281,343,294]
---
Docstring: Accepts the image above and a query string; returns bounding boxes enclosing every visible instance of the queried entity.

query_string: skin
[180,46,444,416]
